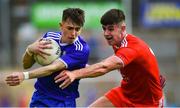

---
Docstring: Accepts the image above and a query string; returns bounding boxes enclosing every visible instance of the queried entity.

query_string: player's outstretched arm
[55,55,123,89]
[6,60,66,86]
[23,39,52,69]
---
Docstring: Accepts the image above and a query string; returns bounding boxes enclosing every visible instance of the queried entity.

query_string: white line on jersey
[121,37,128,48]
[74,40,83,51]
[47,32,60,38]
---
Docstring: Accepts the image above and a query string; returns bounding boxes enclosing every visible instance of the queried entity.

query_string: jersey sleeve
[59,49,89,70]
[115,47,139,66]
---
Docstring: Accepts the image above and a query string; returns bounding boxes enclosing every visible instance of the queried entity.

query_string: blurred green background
[0,0,179,107]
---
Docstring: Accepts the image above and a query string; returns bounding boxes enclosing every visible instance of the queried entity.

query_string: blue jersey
[34,31,89,101]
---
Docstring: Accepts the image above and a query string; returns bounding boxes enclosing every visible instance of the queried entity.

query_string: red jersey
[112,34,163,106]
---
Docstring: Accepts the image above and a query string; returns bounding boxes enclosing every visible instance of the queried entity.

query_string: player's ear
[121,22,126,31]
[121,26,125,31]
[59,22,63,30]
[59,22,62,27]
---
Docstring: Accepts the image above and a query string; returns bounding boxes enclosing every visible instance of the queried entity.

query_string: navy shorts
[30,90,76,107]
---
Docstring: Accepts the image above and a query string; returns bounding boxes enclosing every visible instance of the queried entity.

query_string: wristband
[26,48,33,56]
[23,72,29,80]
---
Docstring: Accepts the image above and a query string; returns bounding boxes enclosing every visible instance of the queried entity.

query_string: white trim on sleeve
[114,55,125,67]
[58,58,68,68]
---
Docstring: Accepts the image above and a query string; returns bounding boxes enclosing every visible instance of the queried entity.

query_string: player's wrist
[23,72,29,80]
[72,72,78,80]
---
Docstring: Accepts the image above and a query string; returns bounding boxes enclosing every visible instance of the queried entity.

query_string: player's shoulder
[72,36,89,52]
[77,36,87,44]
[126,34,140,42]
[125,34,147,46]
[43,31,61,39]
[125,34,150,53]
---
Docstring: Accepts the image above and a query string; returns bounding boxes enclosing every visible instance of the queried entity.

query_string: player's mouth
[68,37,75,40]
[106,36,113,40]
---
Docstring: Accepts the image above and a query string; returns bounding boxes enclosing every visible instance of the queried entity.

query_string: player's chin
[107,41,115,46]
[67,39,75,44]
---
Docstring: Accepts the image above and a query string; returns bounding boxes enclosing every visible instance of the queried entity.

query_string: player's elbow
[101,61,121,73]
[48,61,66,73]
[23,64,30,69]
[99,63,111,74]
[22,55,35,69]
[102,66,111,74]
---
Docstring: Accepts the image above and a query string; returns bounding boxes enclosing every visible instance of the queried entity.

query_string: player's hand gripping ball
[34,38,61,66]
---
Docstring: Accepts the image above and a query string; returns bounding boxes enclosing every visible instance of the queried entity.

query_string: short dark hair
[62,8,85,27]
[100,9,125,25]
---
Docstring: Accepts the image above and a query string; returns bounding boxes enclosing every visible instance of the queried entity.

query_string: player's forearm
[28,65,56,79]
[74,62,109,79]
[26,61,66,79]
[74,55,123,79]
[22,50,35,69]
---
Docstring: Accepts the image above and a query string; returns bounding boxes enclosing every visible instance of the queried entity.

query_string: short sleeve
[59,50,89,70]
[115,47,139,66]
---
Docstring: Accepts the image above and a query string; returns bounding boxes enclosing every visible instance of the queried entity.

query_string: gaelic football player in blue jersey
[5,8,89,107]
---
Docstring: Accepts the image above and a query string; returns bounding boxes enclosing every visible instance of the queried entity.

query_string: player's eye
[108,28,114,31]
[106,26,114,31]
[67,27,74,30]
[75,27,80,32]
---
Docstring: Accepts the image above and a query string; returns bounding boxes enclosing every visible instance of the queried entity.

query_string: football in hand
[34,38,61,66]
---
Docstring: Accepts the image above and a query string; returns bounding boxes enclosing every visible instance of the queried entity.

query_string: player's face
[102,24,124,46]
[60,19,82,44]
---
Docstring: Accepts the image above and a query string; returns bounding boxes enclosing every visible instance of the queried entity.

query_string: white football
[34,38,61,66]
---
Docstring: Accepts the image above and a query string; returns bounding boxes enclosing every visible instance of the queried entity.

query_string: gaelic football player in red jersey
[55,9,165,107]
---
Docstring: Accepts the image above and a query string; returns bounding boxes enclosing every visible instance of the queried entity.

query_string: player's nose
[104,30,110,35]
[69,33,76,39]
[71,29,76,36]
